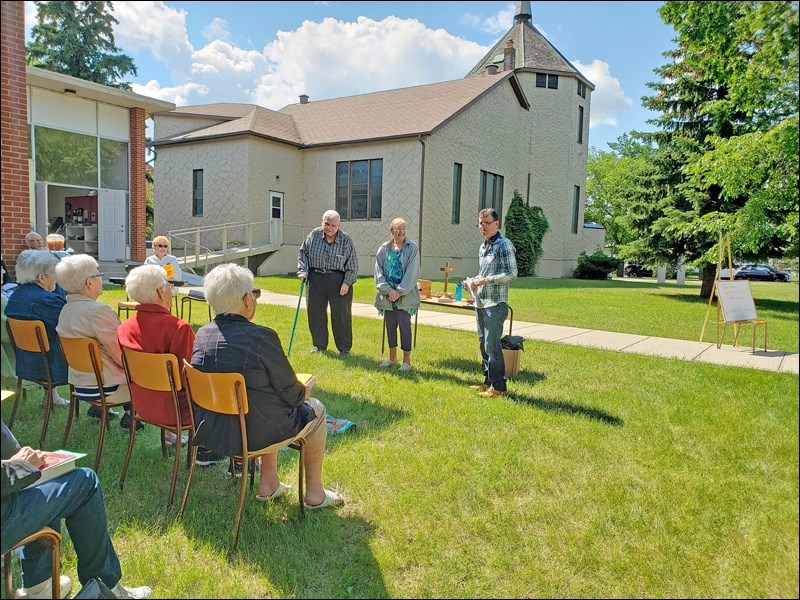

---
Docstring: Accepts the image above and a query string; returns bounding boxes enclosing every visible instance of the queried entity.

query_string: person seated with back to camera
[191,263,344,508]
[54,254,139,429]
[1,417,152,599]
[115,265,223,458]
[4,249,69,407]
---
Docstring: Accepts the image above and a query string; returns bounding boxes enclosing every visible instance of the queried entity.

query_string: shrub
[504,190,549,276]
[573,250,621,279]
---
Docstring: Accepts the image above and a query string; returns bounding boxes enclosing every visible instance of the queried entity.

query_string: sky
[24,1,677,152]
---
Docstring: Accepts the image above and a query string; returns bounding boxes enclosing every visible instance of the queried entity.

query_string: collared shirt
[297,227,359,286]
[477,232,517,308]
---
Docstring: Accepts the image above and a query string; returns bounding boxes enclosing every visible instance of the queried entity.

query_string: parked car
[623,263,653,277]
[733,264,791,282]
[719,265,739,279]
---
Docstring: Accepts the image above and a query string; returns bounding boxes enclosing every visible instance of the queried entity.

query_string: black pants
[307,270,353,353]
[384,308,412,352]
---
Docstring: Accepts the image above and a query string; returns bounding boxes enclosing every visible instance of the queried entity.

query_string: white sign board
[716,280,758,322]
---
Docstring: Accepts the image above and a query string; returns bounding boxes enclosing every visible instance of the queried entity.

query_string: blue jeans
[476,303,508,391]
[0,467,122,589]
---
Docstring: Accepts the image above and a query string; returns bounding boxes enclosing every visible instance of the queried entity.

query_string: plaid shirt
[477,232,517,307]
[297,226,359,286]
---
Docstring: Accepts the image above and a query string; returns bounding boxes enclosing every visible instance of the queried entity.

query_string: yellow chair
[58,336,131,473]
[180,360,305,548]
[119,347,194,507]
[3,527,62,598]
[5,318,74,449]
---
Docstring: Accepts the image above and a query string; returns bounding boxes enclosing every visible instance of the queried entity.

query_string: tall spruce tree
[27,1,136,90]
[504,190,548,277]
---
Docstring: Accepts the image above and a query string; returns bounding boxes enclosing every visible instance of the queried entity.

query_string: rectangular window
[192,169,204,217]
[451,163,462,224]
[479,170,504,216]
[335,159,383,220]
[536,73,546,88]
[100,138,129,190]
[578,106,584,144]
[577,81,586,98]
[547,74,559,89]
[572,185,580,234]
[35,126,98,187]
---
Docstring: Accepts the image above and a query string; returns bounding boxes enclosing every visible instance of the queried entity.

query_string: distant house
[152,1,594,279]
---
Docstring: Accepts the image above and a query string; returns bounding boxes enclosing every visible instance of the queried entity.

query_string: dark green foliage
[504,190,549,277]
[573,251,621,280]
[27,1,137,89]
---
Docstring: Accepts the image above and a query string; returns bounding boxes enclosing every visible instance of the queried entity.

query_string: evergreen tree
[27,1,136,90]
[504,190,549,277]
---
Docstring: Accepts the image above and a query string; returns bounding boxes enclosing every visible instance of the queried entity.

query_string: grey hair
[322,210,340,223]
[125,265,168,304]
[15,249,58,285]
[55,254,99,294]
[204,263,253,315]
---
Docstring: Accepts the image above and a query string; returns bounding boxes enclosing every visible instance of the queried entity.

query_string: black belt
[312,268,341,274]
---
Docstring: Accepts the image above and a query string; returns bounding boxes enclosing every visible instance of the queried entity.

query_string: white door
[270,191,284,246]
[98,189,126,261]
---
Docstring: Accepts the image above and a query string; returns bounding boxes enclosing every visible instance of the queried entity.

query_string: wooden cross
[440,261,455,294]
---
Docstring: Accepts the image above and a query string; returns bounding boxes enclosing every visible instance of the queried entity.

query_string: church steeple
[514,1,532,25]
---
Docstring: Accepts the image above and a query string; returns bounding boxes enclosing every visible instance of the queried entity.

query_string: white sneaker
[52,391,70,406]
[15,575,72,599]
[378,359,396,368]
[111,582,152,599]
[399,363,412,372]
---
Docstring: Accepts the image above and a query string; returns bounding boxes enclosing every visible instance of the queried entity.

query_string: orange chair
[118,347,193,507]
[58,336,131,472]
[3,527,62,598]
[180,360,305,548]
[5,318,74,449]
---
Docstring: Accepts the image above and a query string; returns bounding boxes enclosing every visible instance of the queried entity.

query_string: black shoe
[120,413,144,431]
[339,350,350,357]
[195,447,227,466]
[87,405,119,421]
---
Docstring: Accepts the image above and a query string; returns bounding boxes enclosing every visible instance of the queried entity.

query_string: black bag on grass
[500,335,524,351]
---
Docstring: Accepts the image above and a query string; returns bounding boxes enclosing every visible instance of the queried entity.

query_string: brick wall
[130,107,146,262]
[1,0,31,276]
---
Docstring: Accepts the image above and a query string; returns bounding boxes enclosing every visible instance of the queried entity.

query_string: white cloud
[203,18,230,43]
[131,80,208,107]
[572,59,632,129]
[481,2,515,35]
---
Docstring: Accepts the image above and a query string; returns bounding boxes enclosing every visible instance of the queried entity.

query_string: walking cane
[287,280,305,357]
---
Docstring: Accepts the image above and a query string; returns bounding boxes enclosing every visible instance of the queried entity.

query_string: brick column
[129,107,146,263]
[1,0,31,276]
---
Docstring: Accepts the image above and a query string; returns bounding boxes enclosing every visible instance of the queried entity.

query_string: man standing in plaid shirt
[465,208,517,397]
[297,210,359,356]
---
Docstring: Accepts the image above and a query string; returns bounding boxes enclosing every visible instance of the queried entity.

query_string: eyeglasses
[156,244,169,248]
[477,220,497,228]
[244,289,262,301]
[89,273,104,279]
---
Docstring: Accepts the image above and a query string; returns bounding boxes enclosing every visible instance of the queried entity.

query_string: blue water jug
[455,282,463,301]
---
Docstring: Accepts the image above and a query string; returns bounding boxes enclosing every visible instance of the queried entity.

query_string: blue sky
[24,1,677,152]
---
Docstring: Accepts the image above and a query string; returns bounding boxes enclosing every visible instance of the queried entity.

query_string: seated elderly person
[4,249,69,406]
[116,265,220,453]
[191,263,344,509]
[54,255,138,429]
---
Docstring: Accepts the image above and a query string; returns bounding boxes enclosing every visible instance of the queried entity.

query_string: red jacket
[117,304,194,427]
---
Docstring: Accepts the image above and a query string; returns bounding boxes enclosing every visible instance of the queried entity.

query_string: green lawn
[1,284,797,598]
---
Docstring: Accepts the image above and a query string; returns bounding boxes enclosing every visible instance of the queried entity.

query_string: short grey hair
[15,249,58,285]
[125,265,168,304]
[55,254,98,294]
[322,210,340,223]
[204,263,253,315]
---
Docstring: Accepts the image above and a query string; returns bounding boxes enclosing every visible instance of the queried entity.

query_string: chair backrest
[121,347,182,393]
[182,360,248,416]
[6,318,50,353]
[58,336,104,380]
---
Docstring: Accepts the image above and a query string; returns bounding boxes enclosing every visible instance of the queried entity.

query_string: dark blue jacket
[4,283,67,383]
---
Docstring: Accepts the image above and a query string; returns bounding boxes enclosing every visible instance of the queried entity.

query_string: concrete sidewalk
[207,288,798,375]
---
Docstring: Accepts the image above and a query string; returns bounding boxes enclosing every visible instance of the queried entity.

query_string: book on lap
[296,373,317,388]
[25,450,87,488]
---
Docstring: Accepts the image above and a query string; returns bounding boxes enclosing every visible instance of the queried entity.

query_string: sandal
[255,482,291,501]
[303,489,345,511]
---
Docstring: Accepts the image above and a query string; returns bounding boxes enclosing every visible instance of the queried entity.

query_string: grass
[1,284,797,598]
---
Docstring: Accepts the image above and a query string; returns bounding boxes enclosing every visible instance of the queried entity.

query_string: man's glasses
[244,289,261,301]
[477,220,497,228]
[156,244,169,248]
[89,273,104,279]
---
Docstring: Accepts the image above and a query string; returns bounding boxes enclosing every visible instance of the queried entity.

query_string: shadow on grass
[508,393,624,427]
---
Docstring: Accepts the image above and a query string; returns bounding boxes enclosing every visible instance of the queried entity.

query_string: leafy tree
[504,190,548,277]
[27,1,136,90]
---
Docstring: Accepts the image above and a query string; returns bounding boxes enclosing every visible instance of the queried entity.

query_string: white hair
[204,263,253,315]
[15,249,58,284]
[55,254,98,294]
[125,265,168,304]
[322,210,340,223]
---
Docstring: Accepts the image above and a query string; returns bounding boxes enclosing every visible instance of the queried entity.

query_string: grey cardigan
[374,238,421,312]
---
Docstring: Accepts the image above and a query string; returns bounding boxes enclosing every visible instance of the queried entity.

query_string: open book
[296,372,317,389]
[25,450,87,489]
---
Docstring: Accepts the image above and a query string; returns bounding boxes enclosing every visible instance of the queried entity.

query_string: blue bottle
[455,281,463,301]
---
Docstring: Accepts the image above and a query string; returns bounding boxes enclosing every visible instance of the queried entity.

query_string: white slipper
[255,482,291,501]
[303,489,345,511]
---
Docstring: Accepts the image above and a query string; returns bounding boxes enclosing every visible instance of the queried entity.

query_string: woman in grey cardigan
[374,218,420,371]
